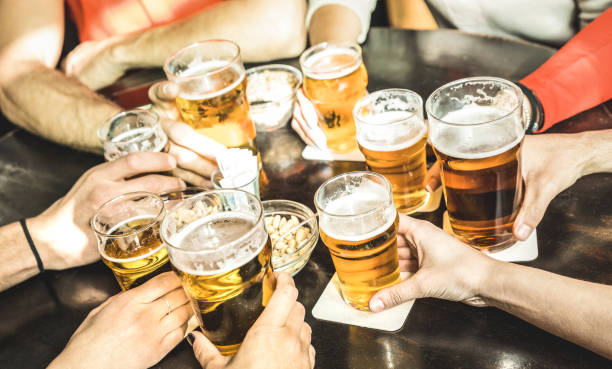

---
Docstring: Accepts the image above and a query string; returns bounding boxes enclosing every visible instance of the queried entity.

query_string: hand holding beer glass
[315,171,401,311]
[164,40,257,155]
[91,192,171,291]
[426,77,525,252]
[161,189,275,355]
[354,89,430,214]
[299,42,368,153]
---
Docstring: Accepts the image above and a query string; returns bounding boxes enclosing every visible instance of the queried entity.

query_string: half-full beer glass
[91,192,170,290]
[426,77,525,252]
[354,89,429,214]
[300,42,368,153]
[164,40,257,154]
[314,171,401,311]
[161,190,275,355]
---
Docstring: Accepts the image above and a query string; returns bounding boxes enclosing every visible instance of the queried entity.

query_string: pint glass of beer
[91,192,170,290]
[98,110,168,161]
[164,40,257,154]
[354,89,429,214]
[300,42,368,153]
[314,171,401,311]
[426,77,525,252]
[161,190,275,355]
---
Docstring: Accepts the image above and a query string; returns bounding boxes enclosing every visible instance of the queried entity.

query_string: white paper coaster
[302,145,366,162]
[312,273,414,332]
[442,211,538,262]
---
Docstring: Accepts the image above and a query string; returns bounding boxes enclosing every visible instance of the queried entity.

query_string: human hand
[148,81,227,186]
[369,215,498,312]
[191,272,315,369]
[423,134,592,242]
[28,152,184,270]
[291,88,327,149]
[62,37,126,90]
[48,272,192,369]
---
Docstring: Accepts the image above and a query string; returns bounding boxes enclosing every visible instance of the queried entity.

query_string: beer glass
[164,40,257,154]
[98,110,168,161]
[300,42,368,153]
[314,171,401,311]
[91,192,170,290]
[354,89,429,214]
[161,190,275,355]
[426,77,525,252]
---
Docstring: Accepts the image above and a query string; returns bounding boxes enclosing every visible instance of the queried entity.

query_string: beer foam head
[430,104,524,159]
[319,180,396,242]
[176,61,245,100]
[301,46,361,80]
[357,111,427,151]
[167,212,267,276]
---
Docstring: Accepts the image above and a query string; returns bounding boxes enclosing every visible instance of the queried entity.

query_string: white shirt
[428,0,612,46]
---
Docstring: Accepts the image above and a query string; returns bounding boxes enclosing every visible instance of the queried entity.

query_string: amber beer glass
[426,77,525,252]
[164,40,257,154]
[300,42,368,153]
[91,192,170,290]
[315,171,401,311]
[161,190,275,355]
[354,89,429,214]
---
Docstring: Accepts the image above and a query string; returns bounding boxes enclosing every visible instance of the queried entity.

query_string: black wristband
[20,218,44,273]
[516,81,544,134]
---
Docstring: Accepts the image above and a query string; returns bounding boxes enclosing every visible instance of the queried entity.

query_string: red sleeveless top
[66,0,223,41]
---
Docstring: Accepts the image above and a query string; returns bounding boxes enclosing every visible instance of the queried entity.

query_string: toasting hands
[192,272,315,369]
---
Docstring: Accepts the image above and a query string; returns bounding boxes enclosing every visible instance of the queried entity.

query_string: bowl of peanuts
[262,199,319,276]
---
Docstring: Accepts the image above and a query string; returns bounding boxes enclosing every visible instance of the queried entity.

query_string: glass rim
[210,169,258,189]
[299,41,362,78]
[91,191,165,239]
[98,109,160,142]
[425,76,524,127]
[163,39,242,81]
[246,63,304,99]
[353,89,423,128]
[314,171,393,218]
[161,189,264,255]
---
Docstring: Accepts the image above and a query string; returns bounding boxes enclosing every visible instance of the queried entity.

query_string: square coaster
[442,211,538,262]
[312,273,414,332]
[302,145,366,162]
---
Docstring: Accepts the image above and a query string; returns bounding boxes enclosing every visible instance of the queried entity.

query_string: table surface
[1,28,611,369]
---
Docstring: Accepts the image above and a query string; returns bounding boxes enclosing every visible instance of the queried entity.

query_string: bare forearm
[386,0,438,30]
[482,261,612,359]
[110,0,306,67]
[579,129,612,175]
[309,5,361,45]
[0,62,120,152]
[0,222,39,291]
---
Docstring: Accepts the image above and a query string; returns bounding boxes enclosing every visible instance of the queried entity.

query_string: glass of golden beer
[300,42,368,153]
[426,77,525,252]
[91,192,170,290]
[354,89,429,214]
[161,189,275,355]
[98,110,169,161]
[314,171,401,311]
[164,40,257,154]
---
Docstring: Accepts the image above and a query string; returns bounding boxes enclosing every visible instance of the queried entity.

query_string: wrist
[27,215,65,270]
[478,259,516,307]
[576,130,611,176]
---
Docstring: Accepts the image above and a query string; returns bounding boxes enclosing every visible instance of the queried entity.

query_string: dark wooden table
[1,28,611,369]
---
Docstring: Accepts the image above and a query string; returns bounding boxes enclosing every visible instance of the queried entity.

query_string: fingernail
[186,333,194,346]
[516,224,533,240]
[162,83,173,96]
[369,298,384,313]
